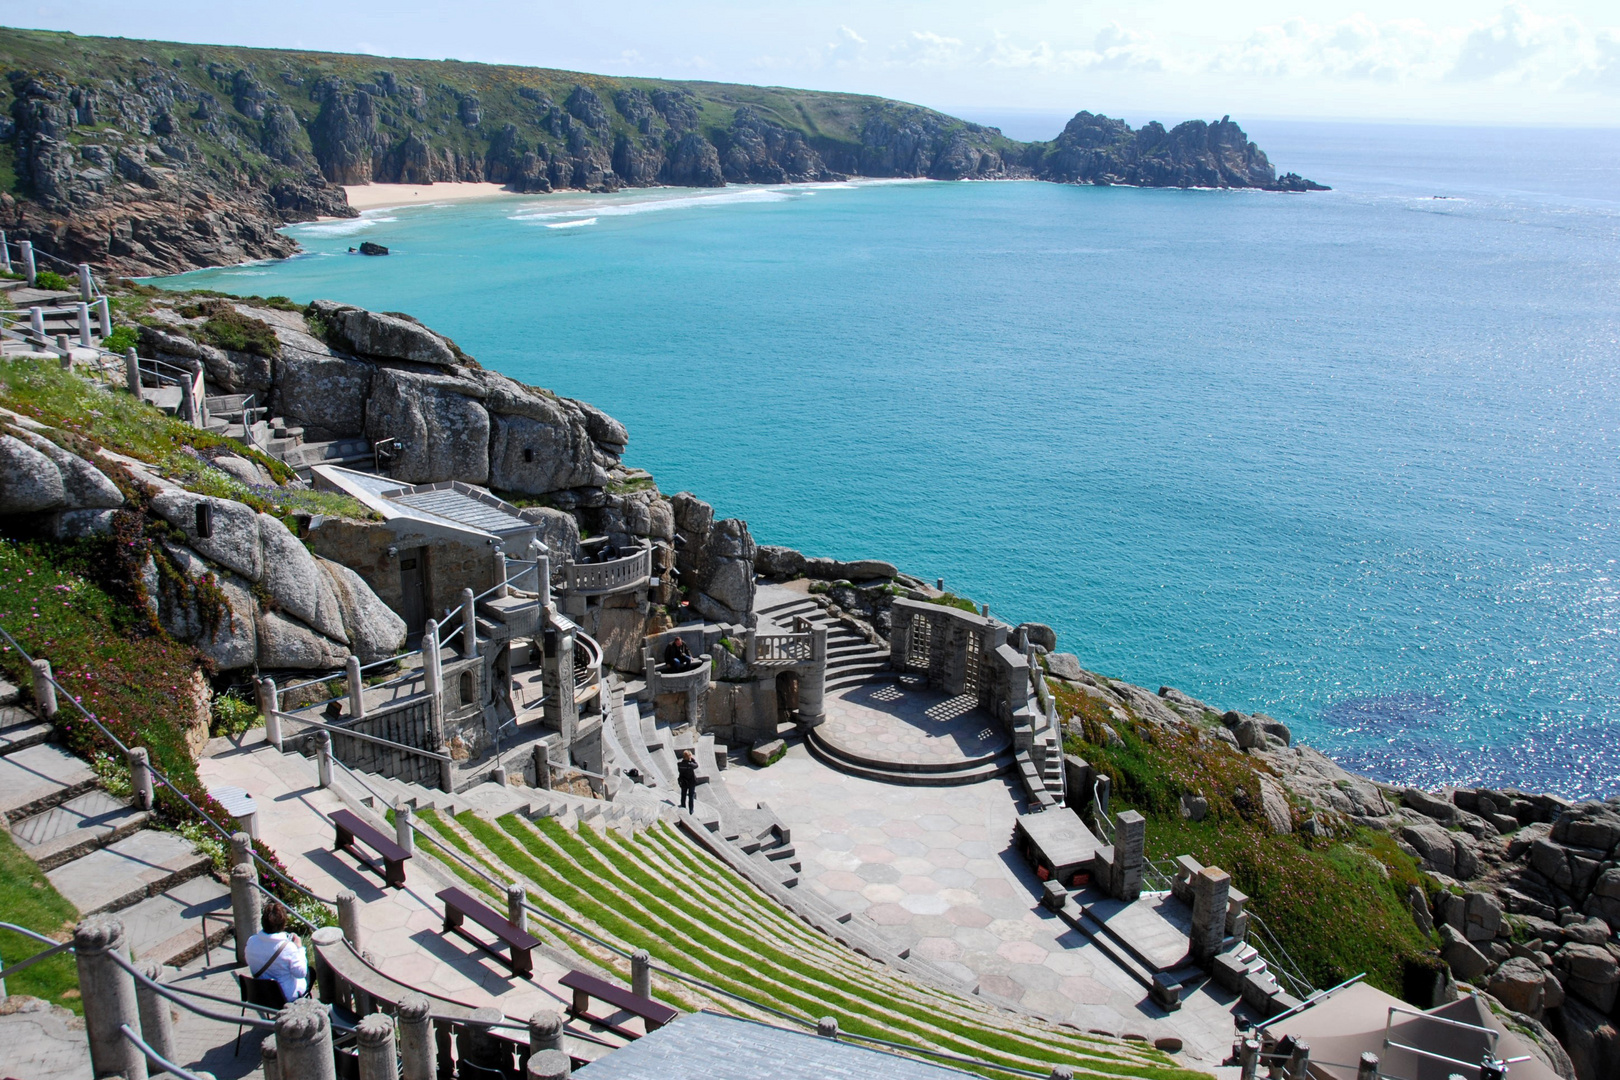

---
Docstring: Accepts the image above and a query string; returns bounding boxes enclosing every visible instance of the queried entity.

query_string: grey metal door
[399,548,427,633]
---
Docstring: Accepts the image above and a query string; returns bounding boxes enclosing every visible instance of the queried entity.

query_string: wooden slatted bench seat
[330,808,410,888]
[559,969,677,1039]
[437,886,541,977]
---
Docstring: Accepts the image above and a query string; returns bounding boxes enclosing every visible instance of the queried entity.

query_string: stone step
[121,874,235,968]
[0,708,53,755]
[804,729,1015,787]
[12,789,152,870]
[0,742,98,821]
[0,676,19,707]
[47,829,213,915]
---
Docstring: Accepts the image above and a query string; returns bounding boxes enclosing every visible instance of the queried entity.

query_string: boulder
[258,515,348,642]
[1257,715,1292,747]
[255,609,350,670]
[1046,652,1085,682]
[211,454,274,488]
[1401,822,1479,879]
[1016,622,1057,651]
[149,490,263,581]
[17,434,123,509]
[754,545,806,580]
[319,560,407,664]
[363,368,490,484]
[565,397,628,452]
[1402,787,1457,824]
[1555,943,1620,1013]
[0,434,65,512]
[487,403,604,494]
[519,506,582,562]
[591,604,649,674]
[1257,773,1293,835]
[1233,717,1263,750]
[51,508,120,539]
[1463,891,1504,942]
[310,300,458,367]
[157,544,259,671]
[1179,794,1208,823]
[749,739,786,767]
[273,354,373,438]
[1564,917,1612,946]
[702,554,756,621]
[1488,956,1550,1017]
[1409,884,1435,935]
[1439,924,1491,982]
[1555,997,1620,1080]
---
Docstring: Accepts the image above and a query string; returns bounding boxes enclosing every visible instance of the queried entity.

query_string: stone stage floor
[816,677,1011,768]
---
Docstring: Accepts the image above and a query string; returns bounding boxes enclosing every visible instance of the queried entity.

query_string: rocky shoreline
[0,26,1323,276]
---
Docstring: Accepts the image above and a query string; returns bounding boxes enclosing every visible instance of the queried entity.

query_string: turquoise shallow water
[159,122,1620,798]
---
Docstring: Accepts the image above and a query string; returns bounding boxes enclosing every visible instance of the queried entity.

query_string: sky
[3,1,1618,127]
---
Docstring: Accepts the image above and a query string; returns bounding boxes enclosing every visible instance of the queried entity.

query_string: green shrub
[176,299,279,357]
[102,325,138,354]
[929,591,979,613]
[33,269,72,291]
[210,688,262,737]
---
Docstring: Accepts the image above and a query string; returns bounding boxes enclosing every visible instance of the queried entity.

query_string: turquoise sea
[160,121,1620,799]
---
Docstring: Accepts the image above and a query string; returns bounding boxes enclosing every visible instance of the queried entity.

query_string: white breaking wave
[507,183,836,225]
[545,217,598,229]
[292,213,397,238]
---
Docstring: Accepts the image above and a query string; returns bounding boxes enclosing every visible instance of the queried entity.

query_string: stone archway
[775,670,799,723]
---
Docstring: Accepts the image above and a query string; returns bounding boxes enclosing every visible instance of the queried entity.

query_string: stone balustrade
[561,544,651,596]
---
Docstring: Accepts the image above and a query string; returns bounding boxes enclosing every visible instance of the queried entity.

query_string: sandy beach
[341,181,520,212]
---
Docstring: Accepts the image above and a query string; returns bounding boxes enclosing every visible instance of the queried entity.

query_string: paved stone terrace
[817,678,1010,768]
[720,738,1242,1064]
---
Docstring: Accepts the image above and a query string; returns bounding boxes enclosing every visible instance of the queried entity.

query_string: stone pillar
[314,729,333,788]
[422,620,442,698]
[533,741,552,790]
[493,552,509,600]
[543,625,577,743]
[261,1039,280,1080]
[357,1013,399,1080]
[630,949,652,999]
[128,746,154,811]
[74,915,147,1080]
[527,1050,571,1080]
[29,306,44,337]
[817,1016,839,1038]
[0,230,9,271]
[231,831,254,868]
[397,994,435,1080]
[1239,1038,1260,1080]
[78,262,93,302]
[230,863,261,967]
[311,927,343,1004]
[535,554,551,609]
[528,1010,563,1055]
[507,885,527,934]
[799,625,828,725]
[259,678,281,751]
[394,801,415,857]
[337,891,362,952]
[97,297,112,338]
[30,658,56,718]
[462,588,478,658]
[1286,1040,1310,1080]
[275,996,338,1080]
[1190,866,1232,965]
[78,302,93,347]
[19,240,35,285]
[135,960,177,1067]
[125,348,141,395]
[458,1006,508,1077]
[1357,1053,1379,1080]
[1111,810,1145,902]
[347,656,366,720]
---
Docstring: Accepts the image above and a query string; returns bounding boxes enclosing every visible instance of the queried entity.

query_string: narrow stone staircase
[0,678,232,968]
[202,389,374,476]
[754,593,891,692]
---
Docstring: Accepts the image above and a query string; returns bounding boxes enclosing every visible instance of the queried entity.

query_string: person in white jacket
[243,903,308,1003]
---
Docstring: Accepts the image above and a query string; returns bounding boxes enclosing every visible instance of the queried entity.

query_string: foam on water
[156,121,1620,798]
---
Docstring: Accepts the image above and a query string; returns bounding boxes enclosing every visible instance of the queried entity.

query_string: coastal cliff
[0,27,1323,276]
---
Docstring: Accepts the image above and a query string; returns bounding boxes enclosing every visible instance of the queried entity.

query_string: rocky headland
[0,26,1323,275]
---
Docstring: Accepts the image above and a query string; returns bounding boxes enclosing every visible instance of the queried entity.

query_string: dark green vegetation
[407,805,1201,1080]
[1054,682,1441,999]
[0,827,81,1013]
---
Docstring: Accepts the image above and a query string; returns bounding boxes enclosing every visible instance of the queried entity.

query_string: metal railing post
[19,240,34,286]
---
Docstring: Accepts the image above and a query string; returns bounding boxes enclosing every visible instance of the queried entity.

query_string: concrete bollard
[74,915,148,1080]
[459,1006,508,1076]
[527,1049,571,1080]
[0,230,8,272]
[1358,1053,1379,1080]
[29,306,44,337]
[78,262,93,302]
[337,891,363,952]
[357,1012,400,1080]
[536,553,550,608]
[231,863,262,967]
[1239,1038,1261,1080]
[394,801,415,857]
[128,747,154,811]
[30,658,56,718]
[260,1038,280,1080]
[97,296,111,338]
[347,655,366,720]
[125,348,141,395]
[55,333,69,357]
[817,1016,839,1039]
[462,588,478,658]
[310,927,343,1004]
[533,741,552,790]
[135,960,177,1067]
[276,996,338,1080]
[630,949,651,999]
[507,885,527,934]
[258,678,281,751]
[1286,1039,1311,1080]
[19,240,35,285]
[528,1009,564,1054]
[315,729,333,788]
[78,301,92,346]
[492,764,508,788]
[397,994,435,1080]
[230,831,255,869]
[493,552,509,601]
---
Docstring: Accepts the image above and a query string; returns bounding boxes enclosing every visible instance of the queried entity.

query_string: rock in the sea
[358,241,389,256]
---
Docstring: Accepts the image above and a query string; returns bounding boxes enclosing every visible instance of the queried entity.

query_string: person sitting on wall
[662,636,700,673]
[243,903,309,1004]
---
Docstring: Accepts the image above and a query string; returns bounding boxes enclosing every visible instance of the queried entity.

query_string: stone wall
[306,516,500,631]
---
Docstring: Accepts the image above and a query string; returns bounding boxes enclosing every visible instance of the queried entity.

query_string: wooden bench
[437,887,541,977]
[558,969,677,1039]
[330,808,410,889]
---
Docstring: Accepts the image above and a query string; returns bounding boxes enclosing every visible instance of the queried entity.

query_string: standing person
[677,749,699,813]
[243,903,308,1004]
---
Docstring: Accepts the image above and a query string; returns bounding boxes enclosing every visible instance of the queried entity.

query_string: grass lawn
[0,828,80,1013]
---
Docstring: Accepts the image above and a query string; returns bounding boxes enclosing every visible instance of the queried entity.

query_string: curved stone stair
[755,593,892,693]
[802,724,1015,787]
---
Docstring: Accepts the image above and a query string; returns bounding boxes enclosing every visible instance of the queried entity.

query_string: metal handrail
[440,562,540,627]
[0,622,329,910]
[121,1024,210,1080]
[276,710,452,763]
[1248,912,1315,999]
[105,948,276,1030]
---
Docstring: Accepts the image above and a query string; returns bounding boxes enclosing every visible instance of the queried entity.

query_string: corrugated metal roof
[575,1012,974,1079]
[391,488,527,535]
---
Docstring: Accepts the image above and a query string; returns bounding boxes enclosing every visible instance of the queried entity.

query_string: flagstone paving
[720,736,1243,1064]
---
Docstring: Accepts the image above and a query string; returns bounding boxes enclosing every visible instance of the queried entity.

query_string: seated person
[662,636,700,672]
[243,903,308,1004]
